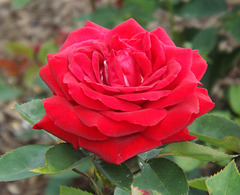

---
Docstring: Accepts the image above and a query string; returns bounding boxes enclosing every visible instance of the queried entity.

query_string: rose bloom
[33,19,214,164]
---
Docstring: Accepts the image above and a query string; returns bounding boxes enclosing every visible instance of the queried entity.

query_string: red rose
[33,19,214,164]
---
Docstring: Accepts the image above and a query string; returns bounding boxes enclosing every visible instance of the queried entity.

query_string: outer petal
[187,88,215,125]
[48,54,72,101]
[101,108,167,126]
[161,128,196,144]
[191,50,207,81]
[143,95,199,140]
[60,27,105,51]
[150,27,175,46]
[74,105,144,137]
[78,134,162,164]
[33,115,79,150]
[39,64,65,96]
[163,46,192,88]
[43,96,108,140]
[105,18,146,42]
[84,21,109,33]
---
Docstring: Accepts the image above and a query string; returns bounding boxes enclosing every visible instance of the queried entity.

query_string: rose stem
[72,168,103,195]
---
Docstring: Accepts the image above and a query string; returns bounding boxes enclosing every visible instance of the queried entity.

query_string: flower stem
[72,168,103,195]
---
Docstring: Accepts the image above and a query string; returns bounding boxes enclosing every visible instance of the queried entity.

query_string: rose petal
[92,51,105,83]
[105,18,146,42]
[150,27,175,46]
[67,81,110,111]
[132,52,152,79]
[78,83,141,111]
[74,105,144,137]
[33,115,79,150]
[60,27,105,51]
[161,128,196,144]
[43,96,108,140]
[85,77,154,94]
[115,90,171,101]
[39,64,65,96]
[187,88,215,125]
[191,50,207,81]
[73,53,96,82]
[78,134,162,164]
[142,66,167,86]
[143,95,199,140]
[84,21,109,33]
[110,34,131,51]
[145,72,198,108]
[164,46,192,88]
[101,108,167,126]
[146,60,181,90]
[150,34,166,71]
[48,54,73,101]
[127,32,151,51]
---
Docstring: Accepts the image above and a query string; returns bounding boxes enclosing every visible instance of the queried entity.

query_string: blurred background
[0,0,240,194]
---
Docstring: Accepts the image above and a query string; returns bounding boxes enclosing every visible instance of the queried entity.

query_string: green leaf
[206,160,240,195]
[37,40,59,64]
[93,159,133,191]
[60,186,93,195]
[114,187,129,195]
[5,42,34,59]
[138,149,161,160]
[15,99,60,141]
[172,156,205,173]
[14,99,45,125]
[24,65,39,88]
[175,0,227,18]
[188,177,208,191]
[223,16,240,43]
[0,145,52,181]
[0,86,23,101]
[189,114,240,153]
[158,142,234,163]
[133,158,188,195]
[229,85,240,115]
[31,143,90,174]
[192,28,218,54]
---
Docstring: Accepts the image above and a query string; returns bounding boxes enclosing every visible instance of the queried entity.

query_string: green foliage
[31,143,90,174]
[229,85,240,115]
[45,162,92,195]
[0,145,52,181]
[188,177,208,191]
[138,149,161,160]
[192,28,218,55]
[133,158,188,195]
[5,42,34,59]
[37,40,59,64]
[76,0,157,28]
[0,84,23,102]
[158,141,234,163]
[189,114,240,153]
[172,156,205,173]
[93,159,133,191]
[60,186,93,195]
[12,0,33,9]
[223,17,240,43]
[206,160,240,195]
[175,0,227,18]
[14,99,45,125]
